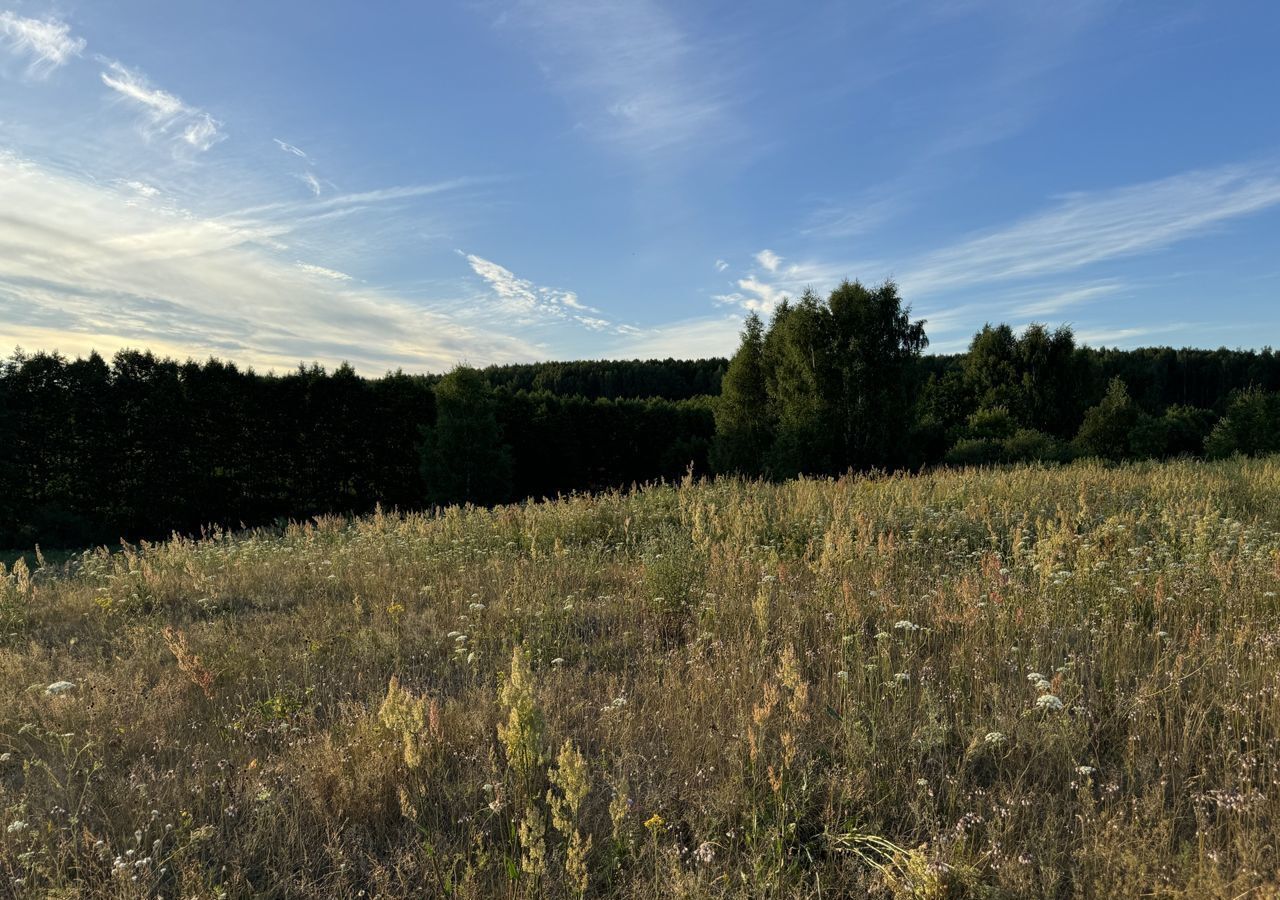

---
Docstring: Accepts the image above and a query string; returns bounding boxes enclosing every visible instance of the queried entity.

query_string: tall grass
[3,458,1280,897]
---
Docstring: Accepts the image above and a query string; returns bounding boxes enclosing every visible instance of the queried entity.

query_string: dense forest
[3,279,1278,549]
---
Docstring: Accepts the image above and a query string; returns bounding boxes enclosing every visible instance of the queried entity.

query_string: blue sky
[1,0,1278,373]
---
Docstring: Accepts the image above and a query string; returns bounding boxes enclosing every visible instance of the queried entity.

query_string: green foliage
[963,323,1083,436]
[715,280,928,477]
[1003,427,1069,463]
[1074,377,1141,460]
[1162,405,1215,456]
[419,366,513,506]
[711,314,772,476]
[1205,389,1280,459]
[965,406,1017,441]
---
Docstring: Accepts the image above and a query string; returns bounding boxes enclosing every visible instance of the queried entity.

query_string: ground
[3,459,1280,898]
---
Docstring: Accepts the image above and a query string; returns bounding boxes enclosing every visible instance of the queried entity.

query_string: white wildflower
[983,732,1006,746]
[45,680,76,696]
[1035,694,1064,712]
[693,841,716,865]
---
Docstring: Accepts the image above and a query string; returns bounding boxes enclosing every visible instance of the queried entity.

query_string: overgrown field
[4,460,1280,898]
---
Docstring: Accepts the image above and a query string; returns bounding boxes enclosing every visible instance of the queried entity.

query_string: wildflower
[916,778,928,787]
[45,680,76,696]
[0,753,10,762]
[893,672,911,684]
[1075,765,1096,776]
[983,731,1006,746]
[644,813,665,832]
[1035,694,1064,712]
[551,657,566,666]
[1026,672,1044,683]
[893,620,920,632]
[836,670,849,681]
[875,631,890,640]
[693,841,716,865]
[6,820,28,834]
[1033,678,1052,693]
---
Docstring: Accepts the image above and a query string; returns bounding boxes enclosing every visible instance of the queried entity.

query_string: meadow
[3,458,1280,898]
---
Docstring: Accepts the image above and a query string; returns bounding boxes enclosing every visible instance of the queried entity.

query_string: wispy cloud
[0,11,84,75]
[491,0,731,157]
[100,60,225,152]
[602,315,741,360]
[463,252,636,335]
[754,249,782,272]
[715,256,881,316]
[714,259,729,272]
[900,162,1280,296]
[297,171,323,197]
[801,193,907,239]
[1009,281,1124,318]
[274,138,308,159]
[0,152,541,373]
[296,262,352,282]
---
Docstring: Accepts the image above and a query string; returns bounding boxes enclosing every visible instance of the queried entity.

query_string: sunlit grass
[4,458,1280,897]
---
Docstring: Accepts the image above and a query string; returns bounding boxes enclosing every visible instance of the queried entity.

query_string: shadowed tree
[1074,377,1142,460]
[711,313,772,476]
[420,365,513,506]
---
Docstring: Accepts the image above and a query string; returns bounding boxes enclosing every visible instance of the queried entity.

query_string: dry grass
[4,459,1280,897]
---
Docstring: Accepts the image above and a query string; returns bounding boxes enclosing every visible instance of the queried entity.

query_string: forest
[2,279,1278,550]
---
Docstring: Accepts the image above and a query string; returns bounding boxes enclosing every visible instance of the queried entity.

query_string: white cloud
[0,152,541,373]
[298,171,323,197]
[463,252,625,333]
[755,249,782,272]
[296,262,352,282]
[602,315,741,360]
[183,113,223,151]
[715,257,882,316]
[274,138,308,159]
[0,12,84,74]
[492,1,731,157]
[801,194,906,239]
[715,259,728,272]
[901,162,1280,296]
[1010,281,1123,318]
[100,60,225,152]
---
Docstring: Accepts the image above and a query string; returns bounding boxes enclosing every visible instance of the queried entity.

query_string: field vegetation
[4,458,1280,897]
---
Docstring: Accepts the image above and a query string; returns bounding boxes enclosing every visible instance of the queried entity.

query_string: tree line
[0,353,714,549]
[3,280,1278,549]
[713,282,1280,476]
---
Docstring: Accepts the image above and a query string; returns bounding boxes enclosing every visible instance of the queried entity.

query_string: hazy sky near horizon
[1,0,1278,373]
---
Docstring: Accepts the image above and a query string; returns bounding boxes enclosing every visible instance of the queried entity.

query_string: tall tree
[420,366,513,506]
[1074,377,1140,460]
[711,313,772,475]
[825,279,928,470]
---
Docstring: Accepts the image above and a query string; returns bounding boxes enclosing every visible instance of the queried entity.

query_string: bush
[1205,389,1280,459]
[1074,377,1139,460]
[1163,405,1215,457]
[945,438,1003,466]
[1003,428,1068,463]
